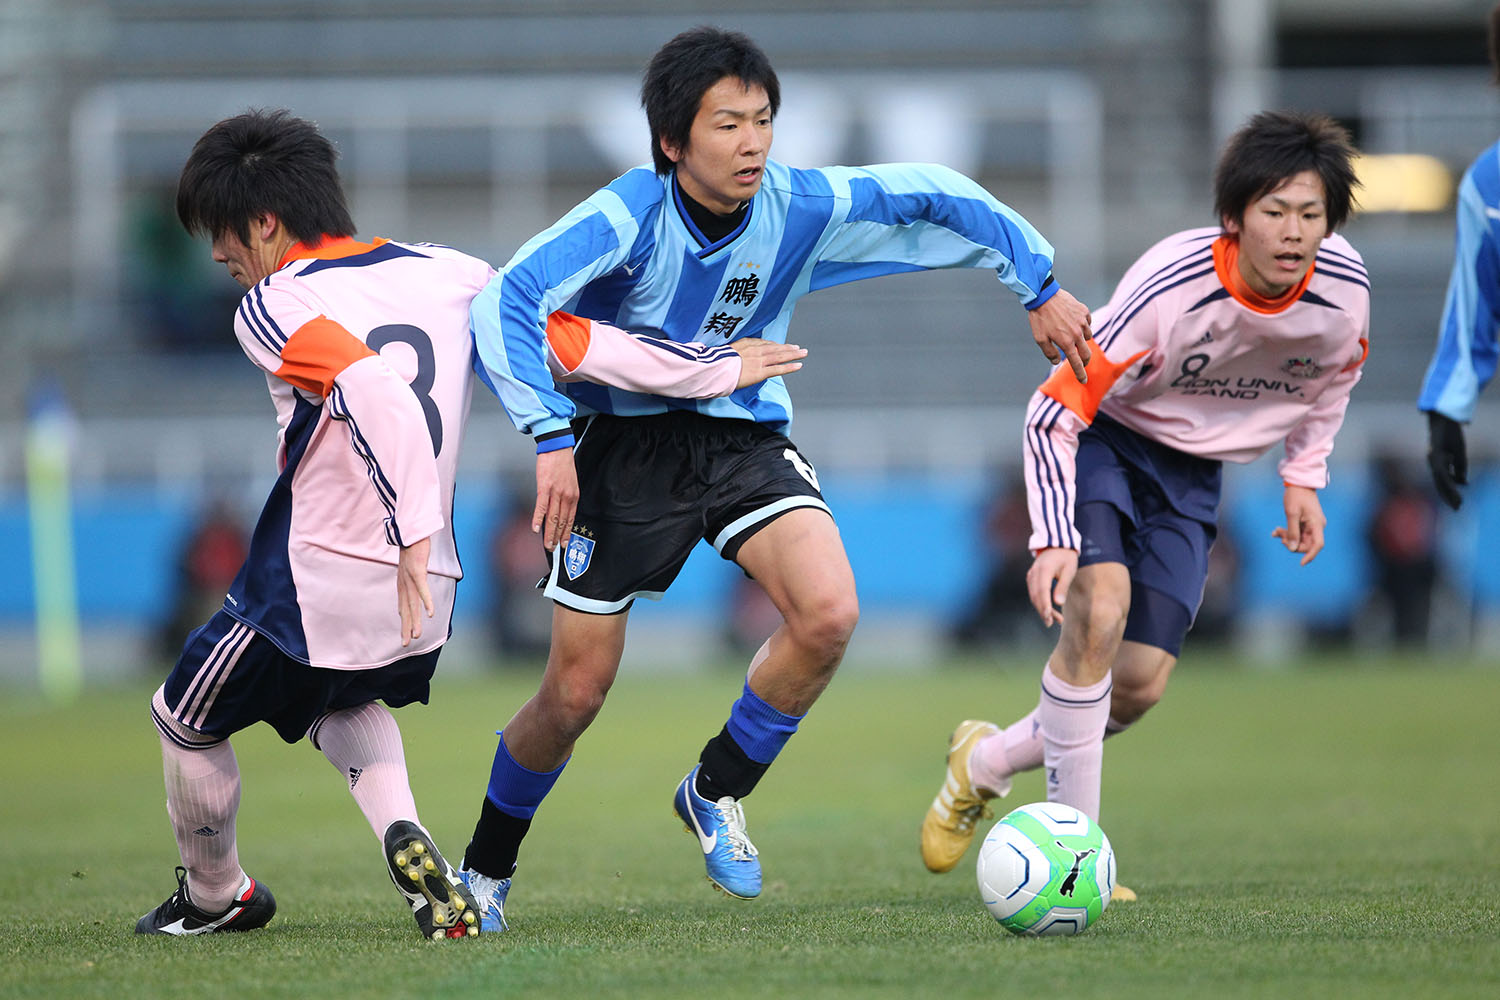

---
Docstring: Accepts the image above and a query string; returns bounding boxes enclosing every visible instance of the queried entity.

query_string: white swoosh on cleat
[686,808,718,854]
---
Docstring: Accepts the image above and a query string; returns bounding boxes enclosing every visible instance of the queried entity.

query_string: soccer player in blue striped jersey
[1420,3,1500,510]
[459,25,1094,924]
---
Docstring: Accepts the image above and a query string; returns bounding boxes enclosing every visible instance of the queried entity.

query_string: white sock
[308,702,419,840]
[1038,661,1112,822]
[152,686,243,913]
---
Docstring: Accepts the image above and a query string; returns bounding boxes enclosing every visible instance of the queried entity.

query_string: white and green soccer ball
[976,801,1116,936]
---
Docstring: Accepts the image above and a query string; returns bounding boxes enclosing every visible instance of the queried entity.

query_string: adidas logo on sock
[192,826,219,837]
[348,766,363,789]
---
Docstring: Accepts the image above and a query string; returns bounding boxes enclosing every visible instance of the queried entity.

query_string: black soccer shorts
[542,410,832,614]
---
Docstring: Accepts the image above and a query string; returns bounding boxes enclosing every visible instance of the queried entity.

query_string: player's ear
[252,211,280,242]
[659,134,683,165]
[1221,212,1241,236]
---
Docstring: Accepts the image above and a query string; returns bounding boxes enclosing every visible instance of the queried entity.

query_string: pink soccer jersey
[1024,228,1370,553]
[228,237,745,670]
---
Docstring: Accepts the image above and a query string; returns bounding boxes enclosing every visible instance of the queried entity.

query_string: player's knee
[1110,684,1160,725]
[787,590,859,663]
[547,674,612,733]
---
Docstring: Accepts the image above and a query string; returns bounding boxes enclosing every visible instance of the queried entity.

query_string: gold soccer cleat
[920,719,1006,873]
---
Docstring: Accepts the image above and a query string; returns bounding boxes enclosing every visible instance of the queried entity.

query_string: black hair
[1213,110,1359,233]
[176,108,355,245]
[641,26,780,175]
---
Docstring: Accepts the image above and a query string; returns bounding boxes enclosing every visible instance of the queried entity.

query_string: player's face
[662,76,772,215]
[210,215,282,289]
[1222,169,1329,298]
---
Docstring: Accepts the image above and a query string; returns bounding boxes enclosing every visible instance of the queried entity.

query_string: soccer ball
[975,801,1115,936]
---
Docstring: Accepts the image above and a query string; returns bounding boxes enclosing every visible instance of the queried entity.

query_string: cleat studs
[424,859,436,872]
[466,925,478,937]
[412,843,426,856]
[454,898,466,912]
[463,910,475,923]
[407,870,421,882]
[431,929,443,941]
[394,852,408,867]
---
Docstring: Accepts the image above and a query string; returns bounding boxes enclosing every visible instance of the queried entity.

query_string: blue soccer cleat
[458,866,510,933]
[673,765,761,899]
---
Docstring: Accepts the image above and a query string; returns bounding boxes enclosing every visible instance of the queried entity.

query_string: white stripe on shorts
[710,496,832,554]
[179,621,255,730]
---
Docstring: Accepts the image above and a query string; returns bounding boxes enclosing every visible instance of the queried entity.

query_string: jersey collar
[279,236,389,270]
[1211,235,1314,315]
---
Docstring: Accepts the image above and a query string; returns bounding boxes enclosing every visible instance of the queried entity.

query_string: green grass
[2,653,1498,999]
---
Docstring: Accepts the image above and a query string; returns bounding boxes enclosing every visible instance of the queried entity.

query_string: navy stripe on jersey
[298,242,429,276]
[1093,241,1215,350]
[1298,290,1342,310]
[1096,260,1216,352]
[1314,254,1371,290]
[638,336,740,365]
[1316,244,1368,276]
[1186,287,1232,313]
[251,285,289,346]
[227,393,319,662]
[1027,396,1073,547]
[327,384,402,545]
[239,287,288,354]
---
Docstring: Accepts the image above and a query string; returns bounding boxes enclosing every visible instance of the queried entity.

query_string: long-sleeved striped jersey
[1025,228,1370,553]
[471,159,1061,449]
[1419,139,1500,421]
[228,237,748,670]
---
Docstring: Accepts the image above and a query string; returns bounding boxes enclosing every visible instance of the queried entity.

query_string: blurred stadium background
[2,0,1498,683]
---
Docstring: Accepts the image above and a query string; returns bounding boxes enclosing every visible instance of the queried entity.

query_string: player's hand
[1027,547,1079,627]
[1272,485,1325,566]
[397,536,434,647]
[1026,288,1093,383]
[730,338,808,388]
[534,447,579,552]
[1426,411,1467,510]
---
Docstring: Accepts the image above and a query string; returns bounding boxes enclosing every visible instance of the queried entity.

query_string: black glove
[1426,410,1468,510]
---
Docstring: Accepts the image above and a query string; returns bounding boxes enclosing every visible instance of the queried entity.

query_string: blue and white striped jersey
[1420,139,1500,422]
[472,160,1060,448]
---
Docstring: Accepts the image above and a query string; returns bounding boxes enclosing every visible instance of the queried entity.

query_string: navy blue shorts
[159,609,439,744]
[1074,413,1222,656]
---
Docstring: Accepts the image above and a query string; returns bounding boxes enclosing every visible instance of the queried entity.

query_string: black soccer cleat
[135,866,276,935]
[383,819,480,940]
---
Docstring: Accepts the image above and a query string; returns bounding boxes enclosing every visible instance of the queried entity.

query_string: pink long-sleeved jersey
[227,237,743,670]
[1024,228,1370,553]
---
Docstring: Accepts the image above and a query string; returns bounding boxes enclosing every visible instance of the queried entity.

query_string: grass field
[3,652,1497,999]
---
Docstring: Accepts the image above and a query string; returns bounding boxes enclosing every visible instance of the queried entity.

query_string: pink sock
[309,702,419,840]
[968,709,1040,794]
[1038,661,1112,822]
[152,686,244,913]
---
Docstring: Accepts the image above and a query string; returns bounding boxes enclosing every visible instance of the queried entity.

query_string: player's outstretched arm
[1271,485,1326,566]
[397,536,434,646]
[730,338,807,388]
[1027,288,1093,383]
[1026,547,1079,627]
[534,447,579,552]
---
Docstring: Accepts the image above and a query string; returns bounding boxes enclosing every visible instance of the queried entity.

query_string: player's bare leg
[461,606,629,930]
[672,509,859,898]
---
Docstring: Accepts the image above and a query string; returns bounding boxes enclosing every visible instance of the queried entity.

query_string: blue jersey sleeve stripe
[809,259,927,290]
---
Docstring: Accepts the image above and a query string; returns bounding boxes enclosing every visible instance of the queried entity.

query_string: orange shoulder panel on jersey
[1039,344,1149,423]
[1343,337,1370,373]
[545,311,593,373]
[274,316,378,397]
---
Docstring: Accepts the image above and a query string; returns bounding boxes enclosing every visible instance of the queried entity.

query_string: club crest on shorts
[564,529,595,580]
